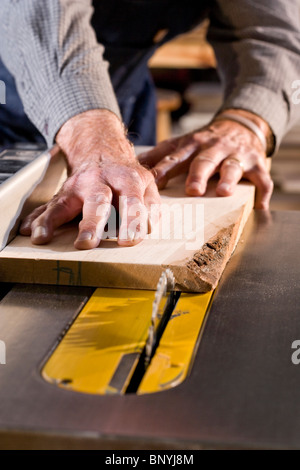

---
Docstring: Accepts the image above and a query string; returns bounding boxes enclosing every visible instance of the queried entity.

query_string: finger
[74,186,113,250]
[185,152,223,196]
[30,194,82,244]
[117,174,149,246]
[216,155,245,197]
[19,205,47,235]
[118,195,148,246]
[143,180,161,233]
[245,167,274,210]
[152,144,198,190]
[138,140,178,168]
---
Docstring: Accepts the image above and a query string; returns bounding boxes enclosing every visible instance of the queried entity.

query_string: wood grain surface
[0,158,255,291]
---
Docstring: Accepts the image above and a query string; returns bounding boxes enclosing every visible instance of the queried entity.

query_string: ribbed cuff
[34,74,121,148]
[219,83,290,155]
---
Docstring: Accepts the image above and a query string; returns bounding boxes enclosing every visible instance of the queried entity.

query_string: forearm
[208,0,300,153]
[0,0,120,148]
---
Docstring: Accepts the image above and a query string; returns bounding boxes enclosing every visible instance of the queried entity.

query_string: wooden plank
[0,167,255,291]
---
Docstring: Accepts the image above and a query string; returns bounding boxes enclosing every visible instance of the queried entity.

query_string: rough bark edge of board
[166,199,254,292]
[166,224,235,292]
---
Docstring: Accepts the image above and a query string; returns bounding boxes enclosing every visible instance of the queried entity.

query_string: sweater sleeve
[207,0,300,152]
[0,0,121,147]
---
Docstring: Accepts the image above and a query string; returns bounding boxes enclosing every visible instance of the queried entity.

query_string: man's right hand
[19,110,161,249]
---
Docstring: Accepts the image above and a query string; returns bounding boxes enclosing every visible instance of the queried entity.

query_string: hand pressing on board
[139,109,274,210]
[19,110,161,250]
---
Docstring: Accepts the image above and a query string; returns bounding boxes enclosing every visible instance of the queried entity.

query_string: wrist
[56,109,136,171]
[216,108,274,155]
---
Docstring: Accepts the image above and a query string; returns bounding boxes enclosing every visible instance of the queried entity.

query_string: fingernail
[187,183,204,193]
[32,226,47,239]
[77,232,93,242]
[218,183,232,193]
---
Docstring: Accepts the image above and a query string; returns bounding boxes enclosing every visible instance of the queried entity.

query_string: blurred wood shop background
[149,22,300,211]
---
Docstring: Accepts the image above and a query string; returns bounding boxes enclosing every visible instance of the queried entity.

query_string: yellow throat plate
[42,287,213,395]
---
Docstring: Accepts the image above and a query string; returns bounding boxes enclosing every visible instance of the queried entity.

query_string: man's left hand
[139,109,274,210]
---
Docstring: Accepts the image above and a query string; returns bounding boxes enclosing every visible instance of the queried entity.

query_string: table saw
[0,147,299,450]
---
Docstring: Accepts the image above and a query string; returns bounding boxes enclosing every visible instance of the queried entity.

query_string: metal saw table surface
[0,210,299,450]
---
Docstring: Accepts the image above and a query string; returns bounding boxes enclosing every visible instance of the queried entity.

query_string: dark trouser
[0,62,47,150]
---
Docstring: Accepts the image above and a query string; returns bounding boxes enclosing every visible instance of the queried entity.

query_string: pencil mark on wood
[53,261,82,286]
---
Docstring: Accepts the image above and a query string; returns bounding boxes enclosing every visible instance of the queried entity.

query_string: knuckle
[249,151,266,167]
[126,196,144,207]
[210,135,223,146]
[200,128,222,145]
[131,166,149,185]
[130,168,141,180]
[151,187,161,201]
[259,174,274,193]
[194,154,216,164]
[146,170,156,184]
[84,186,112,205]
[47,196,73,213]
[62,176,78,192]
[97,185,112,200]
[29,204,47,219]
[248,160,265,174]
[163,155,178,163]
[153,167,165,179]
[96,203,111,218]
[192,129,208,141]
[189,134,204,148]
[264,178,274,193]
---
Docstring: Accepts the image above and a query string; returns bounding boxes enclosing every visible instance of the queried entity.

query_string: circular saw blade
[145,269,176,364]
